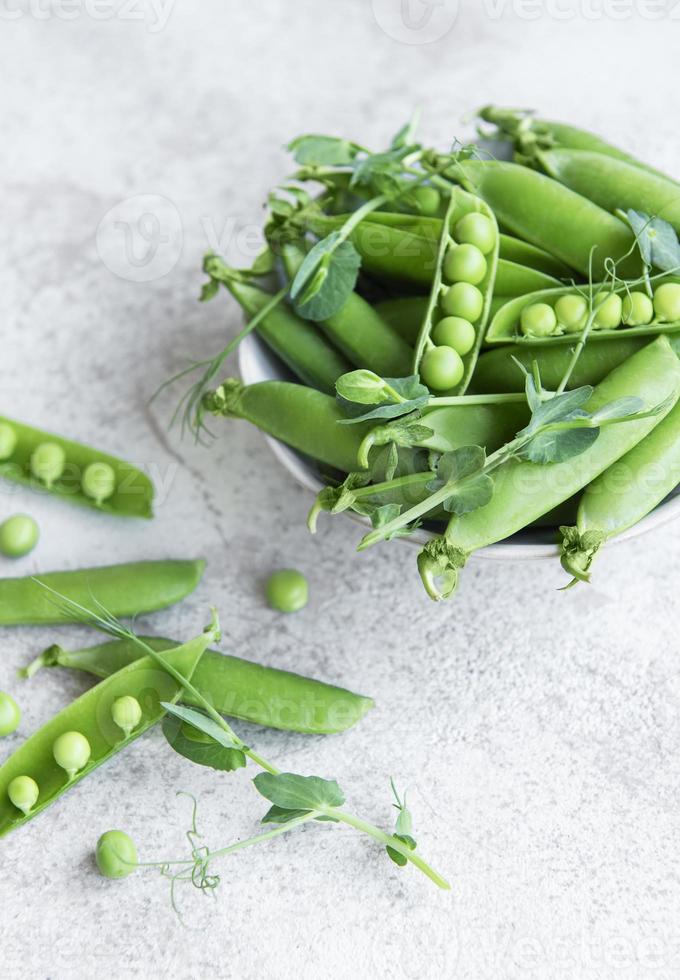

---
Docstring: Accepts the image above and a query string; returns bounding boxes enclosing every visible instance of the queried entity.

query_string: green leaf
[518,420,599,464]
[623,210,680,272]
[337,396,429,424]
[200,277,220,303]
[386,833,418,867]
[290,234,361,321]
[442,473,494,515]
[591,396,643,422]
[253,772,346,812]
[370,442,400,483]
[160,703,242,751]
[525,387,593,431]
[426,446,493,516]
[162,714,246,772]
[336,369,390,405]
[261,805,338,825]
[433,445,486,485]
[287,135,359,166]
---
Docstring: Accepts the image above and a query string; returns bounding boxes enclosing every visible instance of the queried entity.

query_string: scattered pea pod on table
[0,619,218,838]
[22,635,374,735]
[0,559,205,626]
[0,416,154,517]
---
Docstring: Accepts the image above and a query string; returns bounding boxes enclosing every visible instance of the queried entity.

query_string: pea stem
[208,811,320,860]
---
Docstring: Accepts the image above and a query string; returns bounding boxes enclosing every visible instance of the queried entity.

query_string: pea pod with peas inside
[0,559,205,626]
[0,618,218,838]
[22,635,374,735]
[0,416,154,517]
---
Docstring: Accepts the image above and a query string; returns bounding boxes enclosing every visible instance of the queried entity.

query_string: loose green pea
[111,696,142,738]
[653,283,680,322]
[421,345,465,391]
[593,292,623,330]
[454,212,496,255]
[0,423,17,461]
[265,569,308,613]
[441,282,484,322]
[8,775,39,815]
[95,829,138,879]
[622,291,654,326]
[81,462,116,506]
[432,316,476,356]
[520,302,558,338]
[30,442,66,488]
[0,691,21,737]
[411,185,441,216]
[443,244,487,286]
[0,514,39,558]
[53,731,91,778]
[555,294,588,334]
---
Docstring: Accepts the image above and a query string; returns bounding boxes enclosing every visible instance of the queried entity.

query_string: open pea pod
[0,416,154,518]
[0,624,215,838]
[486,276,680,346]
[412,187,499,394]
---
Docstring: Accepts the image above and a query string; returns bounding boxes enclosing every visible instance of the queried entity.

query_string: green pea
[420,346,465,391]
[411,185,441,216]
[555,294,588,334]
[95,829,138,879]
[441,282,484,322]
[432,316,476,356]
[443,244,487,286]
[653,282,680,322]
[53,731,91,778]
[520,302,558,338]
[454,212,496,255]
[622,291,654,326]
[0,691,21,737]
[265,569,309,613]
[593,292,623,330]
[8,775,39,815]
[111,696,142,738]
[0,514,39,558]
[0,423,17,461]
[30,442,66,488]
[81,462,116,506]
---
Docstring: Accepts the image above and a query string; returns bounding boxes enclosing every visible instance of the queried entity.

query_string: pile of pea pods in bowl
[199,106,680,599]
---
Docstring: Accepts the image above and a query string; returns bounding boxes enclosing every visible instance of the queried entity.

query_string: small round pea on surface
[111,696,142,738]
[96,830,138,880]
[432,316,476,356]
[0,691,21,737]
[440,282,484,322]
[0,422,17,461]
[593,292,623,329]
[454,212,496,255]
[0,514,39,558]
[443,244,487,286]
[555,294,588,334]
[420,345,465,391]
[411,185,441,216]
[53,731,91,778]
[8,775,39,815]
[653,282,680,322]
[81,462,116,506]
[265,569,308,613]
[622,291,654,326]
[30,442,66,488]
[520,302,558,338]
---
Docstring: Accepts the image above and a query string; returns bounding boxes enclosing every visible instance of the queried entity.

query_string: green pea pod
[23,637,374,735]
[0,620,218,838]
[0,559,205,626]
[0,416,153,518]
[498,234,574,279]
[412,187,499,395]
[447,159,639,279]
[560,398,680,582]
[450,337,680,554]
[486,277,680,345]
[280,243,412,377]
[471,337,652,394]
[226,278,351,394]
[493,259,562,296]
[373,297,429,345]
[538,148,680,237]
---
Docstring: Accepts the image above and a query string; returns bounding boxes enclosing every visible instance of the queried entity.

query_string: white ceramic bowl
[239,333,680,561]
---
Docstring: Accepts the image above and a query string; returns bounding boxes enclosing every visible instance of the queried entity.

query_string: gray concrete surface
[2,2,680,978]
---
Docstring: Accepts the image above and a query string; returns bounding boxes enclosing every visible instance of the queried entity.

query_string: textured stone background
[2,2,680,978]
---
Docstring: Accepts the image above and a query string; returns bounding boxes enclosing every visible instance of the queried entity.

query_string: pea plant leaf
[253,772,346,812]
[162,714,246,773]
[518,415,600,464]
[523,386,594,431]
[160,703,243,751]
[286,134,360,166]
[386,780,417,868]
[369,442,400,483]
[336,372,430,424]
[622,210,680,272]
[591,396,643,422]
[427,445,494,516]
[261,805,339,825]
[289,233,361,321]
